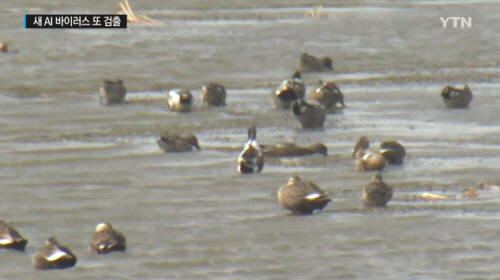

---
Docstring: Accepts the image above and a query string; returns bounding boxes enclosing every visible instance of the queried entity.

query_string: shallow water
[1,1,500,279]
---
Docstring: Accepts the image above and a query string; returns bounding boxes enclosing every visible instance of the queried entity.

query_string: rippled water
[1,1,500,279]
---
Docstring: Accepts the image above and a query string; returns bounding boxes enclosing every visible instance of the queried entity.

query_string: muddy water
[1,1,500,279]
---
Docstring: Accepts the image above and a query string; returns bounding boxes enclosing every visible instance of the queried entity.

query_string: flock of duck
[120,52,472,213]
[1,221,125,270]
[1,52,476,270]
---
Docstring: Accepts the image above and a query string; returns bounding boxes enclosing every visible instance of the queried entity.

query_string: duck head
[201,83,226,106]
[95,223,113,232]
[292,71,302,80]
[46,237,59,246]
[309,143,328,156]
[291,99,307,116]
[247,126,257,140]
[371,172,383,183]
[352,136,370,158]
[322,57,333,70]
[288,175,301,184]
[185,134,201,150]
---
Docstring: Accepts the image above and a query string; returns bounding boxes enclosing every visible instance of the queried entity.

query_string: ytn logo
[440,17,472,28]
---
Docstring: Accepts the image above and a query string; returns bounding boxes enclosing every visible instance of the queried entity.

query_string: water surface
[1,1,500,279]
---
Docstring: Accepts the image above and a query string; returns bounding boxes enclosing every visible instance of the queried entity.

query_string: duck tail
[319,193,332,202]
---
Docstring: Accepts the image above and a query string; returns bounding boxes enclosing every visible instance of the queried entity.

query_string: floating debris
[462,187,478,198]
[115,0,157,23]
[305,5,324,18]
[420,192,450,200]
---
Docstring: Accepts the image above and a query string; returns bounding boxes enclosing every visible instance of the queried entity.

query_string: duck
[157,133,201,152]
[440,84,473,108]
[260,142,327,157]
[307,80,345,109]
[362,172,393,207]
[355,149,386,171]
[33,237,77,270]
[201,82,226,106]
[380,140,406,165]
[277,176,331,214]
[291,99,326,128]
[237,126,264,174]
[351,136,370,159]
[271,71,306,109]
[299,52,333,72]
[0,42,7,53]
[0,221,28,251]
[167,89,193,112]
[99,79,127,105]
[89,223,126,254]
[352,136,386,171]
[477,181,500,192]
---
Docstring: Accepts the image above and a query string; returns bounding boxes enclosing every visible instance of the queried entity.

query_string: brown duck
[33,237,77,270]
[362,172,393,207]
[260,142,327,157]
[380,140,406,165]
[99,79,126,105]
[299,52,333,72]
[271,71,306,109]
[157,133,201,152]
[352,136,386,171]
[277,176,331,214]
[291,99,326,128]
[0,220,28,251]
[201,82,226,106]
[89,223,126,254]
[308,80,345,109]
[440,84,473,108]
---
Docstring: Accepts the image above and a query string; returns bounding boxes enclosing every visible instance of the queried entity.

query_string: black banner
[25,15,127,28]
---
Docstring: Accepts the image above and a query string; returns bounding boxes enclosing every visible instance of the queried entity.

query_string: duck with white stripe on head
[237,126,264,174]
